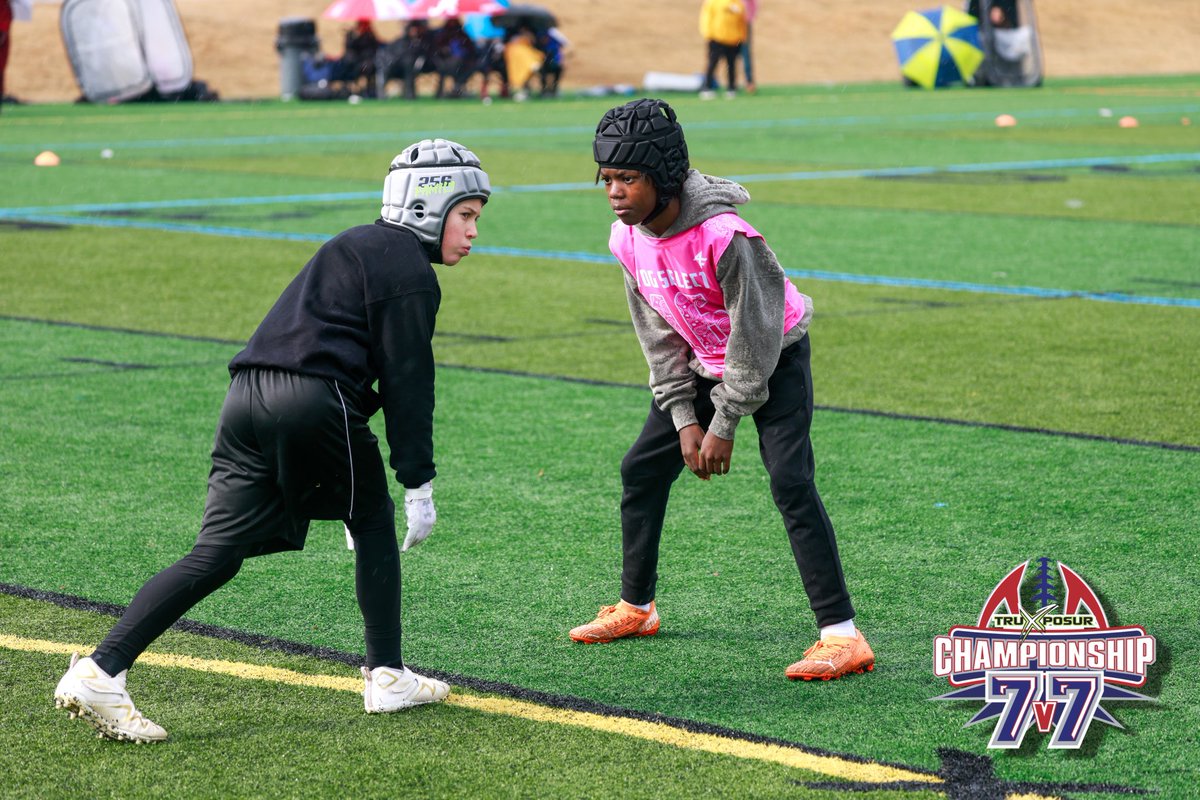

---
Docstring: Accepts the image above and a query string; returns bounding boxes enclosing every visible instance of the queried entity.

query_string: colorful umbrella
[404,0,507,20]
[891,6,983,89]
[463,11,508,41]
[491,4,557,33]
[322,0,412,21]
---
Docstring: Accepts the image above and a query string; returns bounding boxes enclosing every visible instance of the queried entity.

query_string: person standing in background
[698,0,747,100]
[1,0,32,112]
[740,0,758,94]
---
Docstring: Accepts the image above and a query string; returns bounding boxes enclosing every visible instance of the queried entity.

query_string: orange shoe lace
[804,639,848,661]
[587,603,646,634]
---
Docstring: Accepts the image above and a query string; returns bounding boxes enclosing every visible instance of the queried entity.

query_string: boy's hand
[679,424,711,480]
[700,430,734,476]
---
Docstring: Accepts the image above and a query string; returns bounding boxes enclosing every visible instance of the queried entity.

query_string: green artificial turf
[1,320,1196,795]
[5,598,901,800]
[2,76,1198,798]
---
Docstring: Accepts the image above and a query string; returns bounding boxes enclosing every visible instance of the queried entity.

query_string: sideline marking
[2,313,1197,453]
[0,215,1195,310]
[2,152,1198,215]
[783,268,1200,309]
[2,102,1198,154]
[2,633,937,787]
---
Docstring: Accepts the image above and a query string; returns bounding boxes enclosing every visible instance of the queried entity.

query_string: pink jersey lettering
[610,213,805,376]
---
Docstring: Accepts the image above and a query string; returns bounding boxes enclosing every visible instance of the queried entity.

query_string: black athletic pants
[618,336,855,628]
[704,41,741,92]
[91,369,404,676]
[90,518,401,676]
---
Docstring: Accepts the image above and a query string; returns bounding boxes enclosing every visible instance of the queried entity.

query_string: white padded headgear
[381,139,490,256]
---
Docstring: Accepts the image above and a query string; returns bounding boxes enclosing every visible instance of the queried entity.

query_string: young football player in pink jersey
[569,98,874,682]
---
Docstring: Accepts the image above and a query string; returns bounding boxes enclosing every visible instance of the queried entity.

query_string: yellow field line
[5,633,939,787]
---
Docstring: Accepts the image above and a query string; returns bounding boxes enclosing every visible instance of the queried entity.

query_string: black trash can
[276,17,320,100]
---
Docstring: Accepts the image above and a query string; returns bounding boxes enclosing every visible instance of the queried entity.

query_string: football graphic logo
[932,558,1157,749]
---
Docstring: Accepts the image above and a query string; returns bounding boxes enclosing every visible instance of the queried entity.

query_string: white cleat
[361,665,449,713]
[53,653,168,743]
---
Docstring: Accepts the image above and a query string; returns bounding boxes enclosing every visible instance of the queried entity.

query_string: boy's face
[599,168,657,227]
[440,198,483,265]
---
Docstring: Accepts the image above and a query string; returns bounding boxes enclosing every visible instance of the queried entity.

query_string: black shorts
[196,369,391,555]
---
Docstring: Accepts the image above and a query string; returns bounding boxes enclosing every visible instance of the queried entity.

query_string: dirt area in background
[5,0,1198,103]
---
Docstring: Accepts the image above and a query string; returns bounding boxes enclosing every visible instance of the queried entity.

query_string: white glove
[345,523,355,551]
[401,481,436,552]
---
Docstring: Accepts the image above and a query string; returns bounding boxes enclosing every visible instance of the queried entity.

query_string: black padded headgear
[593,99,690,211]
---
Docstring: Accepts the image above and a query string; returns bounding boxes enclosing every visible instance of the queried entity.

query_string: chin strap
[641,192,675,226]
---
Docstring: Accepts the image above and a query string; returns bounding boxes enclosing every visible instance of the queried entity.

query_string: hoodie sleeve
[365,251,441,490]
[622,264,700,430]
[707,233,785,440]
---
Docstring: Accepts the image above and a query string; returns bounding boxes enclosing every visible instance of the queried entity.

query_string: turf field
[1,76,1198,799]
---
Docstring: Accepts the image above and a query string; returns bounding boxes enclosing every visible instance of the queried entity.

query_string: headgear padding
[381,139,490,260]
[593,99,690,200]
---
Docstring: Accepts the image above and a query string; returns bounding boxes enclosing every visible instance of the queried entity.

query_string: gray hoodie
[618,169,810,440]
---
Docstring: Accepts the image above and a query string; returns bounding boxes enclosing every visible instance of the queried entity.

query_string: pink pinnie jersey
[610,213,806,377]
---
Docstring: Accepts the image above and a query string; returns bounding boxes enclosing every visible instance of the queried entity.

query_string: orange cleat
[786,632,875,681]
[569,600,659,643]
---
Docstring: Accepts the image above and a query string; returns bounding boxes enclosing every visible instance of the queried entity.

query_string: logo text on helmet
[415,175,456,196]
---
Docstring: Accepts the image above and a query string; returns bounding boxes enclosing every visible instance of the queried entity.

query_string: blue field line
[723,152,1200,185]
[0,192,379,217]
[3,102,1198,155]
[508,152,1200,192]
[3,151,1199,219]
[783,269,1200,308]
[476,245,613,264]
[6,211,1196,308]
[3,213,333,243]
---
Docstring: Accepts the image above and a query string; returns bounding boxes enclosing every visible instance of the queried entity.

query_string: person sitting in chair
[967,0,1030,62]
[432,17,477,99]
[376,20,436,100]
[534,27,568,98]
[330,19,381,90]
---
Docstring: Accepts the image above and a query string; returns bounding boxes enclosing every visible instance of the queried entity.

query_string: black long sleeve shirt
[229,220,440,488]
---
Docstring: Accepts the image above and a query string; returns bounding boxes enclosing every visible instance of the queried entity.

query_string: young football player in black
[54,139,490,742]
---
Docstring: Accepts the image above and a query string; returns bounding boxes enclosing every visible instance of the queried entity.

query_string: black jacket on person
[229,220,440,488]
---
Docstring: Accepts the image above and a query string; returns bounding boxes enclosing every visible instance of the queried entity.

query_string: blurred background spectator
[475,35,508,101]
[740,0,757,94]
[534,25,568,97]
[1,0,33,111]
[331,19,381,89]
[504,26,541,101]
[431,16,476,98]
[699,0,747,99]
[375,19,435,99]
[968,0,1018,28]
